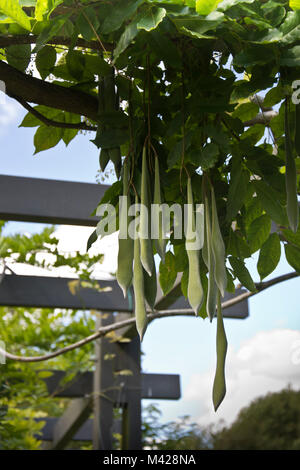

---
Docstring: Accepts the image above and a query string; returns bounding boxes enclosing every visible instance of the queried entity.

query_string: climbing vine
[0,0,300,410]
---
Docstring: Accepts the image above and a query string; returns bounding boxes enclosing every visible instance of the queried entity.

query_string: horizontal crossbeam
[44,371,181,401]
[0,174,108,226]
[0,275,133,311]
[0,274,248,318]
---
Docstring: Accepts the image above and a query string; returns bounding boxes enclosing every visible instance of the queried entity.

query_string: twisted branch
[0,271,298,363]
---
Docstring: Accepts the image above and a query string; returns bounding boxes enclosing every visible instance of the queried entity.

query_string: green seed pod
[116,161,134,298]
[211,186,227,297]
[109,147,122,179]
[97,78,109,172]
[133,196,148,342]
[139,146,154,276]
[186,177,204,315]
[295,103,300,156]
[153,156,166,263]
[212,292,227,412]
[103,69,122,179]
[285,98,299,233]
[143,263,157,312]
[205,194,218,322]
[99,148,110,172]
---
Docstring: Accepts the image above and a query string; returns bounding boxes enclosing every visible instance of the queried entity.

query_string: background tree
[212,387,300,450]
[0,0,299,412]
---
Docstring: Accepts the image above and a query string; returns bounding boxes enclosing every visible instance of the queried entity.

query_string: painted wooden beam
[44,371,181,401]
[0,174,108,226]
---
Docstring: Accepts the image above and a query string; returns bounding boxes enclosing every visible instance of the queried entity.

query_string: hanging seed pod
[103,70,121,178]
[185,177,204,315]
[153,156,166,263]
[133,195,148,342]
[205,194,218,322]
[116,160,134,298]
[295,103,300,156]
[143,264,157,312]
[285,97,299,233]
[211,186,227,297]
[97,77,109,172]
[139,146,154,276]
[212,292,227,412]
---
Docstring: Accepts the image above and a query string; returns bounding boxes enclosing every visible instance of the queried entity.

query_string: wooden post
[93,313,115,450]
[115,335,142,450]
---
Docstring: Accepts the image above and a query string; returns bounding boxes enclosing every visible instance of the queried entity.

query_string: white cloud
[0,95,21,131]
[184,329,300,429]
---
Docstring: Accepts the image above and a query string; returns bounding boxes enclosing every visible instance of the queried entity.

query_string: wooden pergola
[0,174,248,450]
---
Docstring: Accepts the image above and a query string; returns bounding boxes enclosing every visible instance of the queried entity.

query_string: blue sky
[1,95,300,429]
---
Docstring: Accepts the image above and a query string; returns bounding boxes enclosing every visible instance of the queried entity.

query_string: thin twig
[0,271,298,363]
[80,9,107,55]
[0,34,112,51]
[12,95,97,131]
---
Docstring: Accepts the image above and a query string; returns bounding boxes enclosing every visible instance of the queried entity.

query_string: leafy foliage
[0,0,299,411]
[0,221,100,449]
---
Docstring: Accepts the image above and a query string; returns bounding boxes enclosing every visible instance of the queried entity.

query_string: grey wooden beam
[93,314,115,450]
[49,397,93,450]
[44,371,181,400]
[35,417,93,442]
[0,273,248,320]
[0,174,108,226]
[0,275,133,312]
[115,337,142,450]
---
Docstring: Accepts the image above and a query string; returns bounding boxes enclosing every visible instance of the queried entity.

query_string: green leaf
[195,0,222,16]
[181,268,188,298]
[280,46,300,67]
[34,125,63,154]
[257,233,281,280]
[229,256,256,292]
[0,0,31,30]
[285,243,300,273]
[159,251,177,295]
[113,18,139,62]
[226,163,249,222]
[19,105,62,128]
[66,49,86,81]
[137,6,166,31]
[247,214,271,254]
[75,6,100,40]
[36,45,56,79]
[290,0,300,10]
[101,0,144,34]
[232,102,259,122]
[281,225,300,248]
[86,229,97,251]
[227,230,252,259]
[37,370,53,378]
[85,54,111,77]
[252,180,287,226]
[62,128,78,147]
[173,12,223,38]
[92,128,129,149]
[199,142,219,170]
[279,10,300,45]
[217,0,255,12]
[263,85,284,108]
[35,0,49,21]
[226,269,235,293]
[33,15,70,53]
[5,44,31,71]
